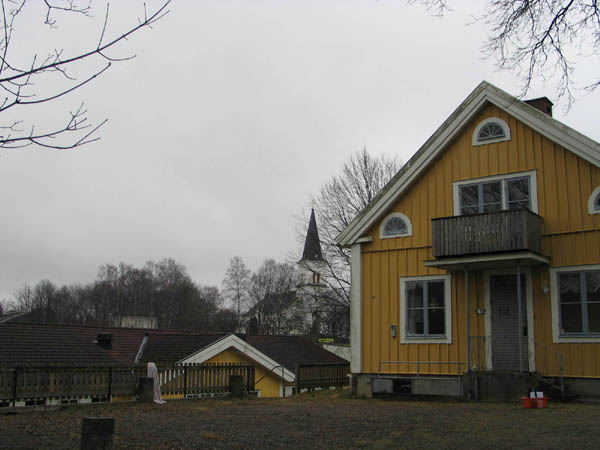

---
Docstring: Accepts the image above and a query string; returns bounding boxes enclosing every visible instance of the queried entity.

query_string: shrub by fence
[295,363,350,392]
[0,364,255,407]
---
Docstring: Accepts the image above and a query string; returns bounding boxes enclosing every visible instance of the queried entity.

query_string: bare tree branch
[296,147,401,334]
[0,0,170,150]
[415,1,600,108]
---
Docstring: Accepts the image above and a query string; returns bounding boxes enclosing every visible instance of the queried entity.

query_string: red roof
[0,323,146,367]
[0,323,348,370]
[242,334,347,371]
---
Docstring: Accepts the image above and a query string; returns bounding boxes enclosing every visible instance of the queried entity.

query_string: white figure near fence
[147,362,166,404]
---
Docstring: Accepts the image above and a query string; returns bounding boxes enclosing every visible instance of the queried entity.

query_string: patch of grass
[201,432,220,440]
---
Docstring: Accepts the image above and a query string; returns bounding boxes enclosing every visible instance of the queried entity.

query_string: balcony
[431,209,543,259]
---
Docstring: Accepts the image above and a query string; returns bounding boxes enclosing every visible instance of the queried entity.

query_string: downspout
[465,268,470,373]
[134,333,149,364]
[517,262,523,373]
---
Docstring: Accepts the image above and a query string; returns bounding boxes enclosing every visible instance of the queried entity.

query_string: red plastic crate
[521,397,548,408]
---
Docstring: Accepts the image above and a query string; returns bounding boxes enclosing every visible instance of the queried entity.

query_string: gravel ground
[2,391,600,449]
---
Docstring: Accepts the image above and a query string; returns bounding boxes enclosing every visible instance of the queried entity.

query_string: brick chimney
[524,97,553,117]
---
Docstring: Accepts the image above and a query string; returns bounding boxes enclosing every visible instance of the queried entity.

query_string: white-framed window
[379,212,412,239]
[452,170,538,216]
[472,117,511,146]
[399,274,452,344]
[588,186,600,215]
[550,265,600,343]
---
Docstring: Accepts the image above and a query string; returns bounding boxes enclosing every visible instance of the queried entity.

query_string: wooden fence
[0,364,254,407]
[295,363,350,392]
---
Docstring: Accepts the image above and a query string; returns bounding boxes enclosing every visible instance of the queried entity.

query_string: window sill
[401,336,451,344]
[554,335,600,343]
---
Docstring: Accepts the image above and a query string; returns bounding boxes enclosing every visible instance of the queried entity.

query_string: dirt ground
[2,391,600,449]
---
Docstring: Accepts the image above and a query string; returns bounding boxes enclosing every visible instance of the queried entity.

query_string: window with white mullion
[506,177,530,211]
[585,271,600,334]
[458,175,530,216]
[559,270,600,336]
[406,280,446,337]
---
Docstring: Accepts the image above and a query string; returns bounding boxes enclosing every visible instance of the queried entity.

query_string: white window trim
[472,117,511,146]
[399,274,452,344]
[452,170,538,216]
[550,264,600,343]
[379,212,413,240]
[588,185,600,215]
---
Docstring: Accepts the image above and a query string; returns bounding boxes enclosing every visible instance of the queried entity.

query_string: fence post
[246,366,250,393]
[107,367,113,402]
[183,366,188,398]
[295,365,300,394]
[11,368,18,407]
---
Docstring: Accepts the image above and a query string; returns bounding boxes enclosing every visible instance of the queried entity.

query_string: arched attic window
[380,212,413,239]
[588,186,600,215]
[472,117,511,146]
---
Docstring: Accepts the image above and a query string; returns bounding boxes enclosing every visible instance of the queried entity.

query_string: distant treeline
[7,259,237,332]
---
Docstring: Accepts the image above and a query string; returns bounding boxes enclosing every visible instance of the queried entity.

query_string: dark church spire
[301,209,325,262]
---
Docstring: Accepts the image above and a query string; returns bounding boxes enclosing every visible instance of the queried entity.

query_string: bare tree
[413,1,600,106]
[0,0,170,150]
[246,259,298,335]
[303,147,401,309]
[222,256,250,329]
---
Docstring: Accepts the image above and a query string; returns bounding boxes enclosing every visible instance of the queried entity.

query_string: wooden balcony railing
[432,209,543,258]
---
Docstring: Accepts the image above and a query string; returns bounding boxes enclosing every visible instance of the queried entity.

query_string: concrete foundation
[463,371,539,401]
[372,378,393,394]
[413,377,462,396]
[355,374,373,398]
[355,371,600,401]
[563,378,600,398]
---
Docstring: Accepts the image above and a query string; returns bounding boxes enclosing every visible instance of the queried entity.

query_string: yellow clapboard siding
[205,348,282,398]
[360,102,600,378]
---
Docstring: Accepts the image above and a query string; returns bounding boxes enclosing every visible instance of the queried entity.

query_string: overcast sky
[1,1,599,302]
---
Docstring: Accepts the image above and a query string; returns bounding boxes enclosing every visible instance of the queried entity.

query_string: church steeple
[301,208,325,263]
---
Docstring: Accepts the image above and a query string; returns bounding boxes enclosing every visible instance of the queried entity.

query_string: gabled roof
[177,333,296,381]
[336,81,600,247]
[300,208,325,263]
[0,311,28,324]
[0,323,348,379]
[177,333,347,382]
[138,331,226,365]
[243,334,346,372]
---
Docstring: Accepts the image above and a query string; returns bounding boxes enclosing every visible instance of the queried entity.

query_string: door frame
[483,268,536,371]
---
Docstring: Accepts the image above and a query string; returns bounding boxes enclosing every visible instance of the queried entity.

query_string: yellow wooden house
[337,81,600,399]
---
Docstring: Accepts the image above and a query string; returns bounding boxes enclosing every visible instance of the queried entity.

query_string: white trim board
[424,251,549,270]
[350,243,362,374]
[336,81,600,247]
[178,334,296,382]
